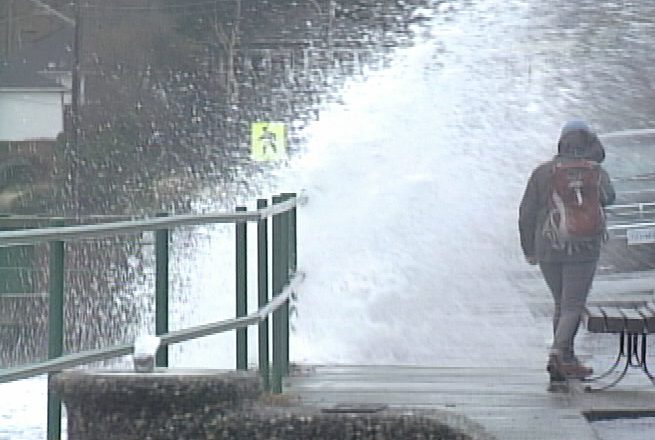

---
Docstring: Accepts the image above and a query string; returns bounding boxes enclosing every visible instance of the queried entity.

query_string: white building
[0,27,74,143]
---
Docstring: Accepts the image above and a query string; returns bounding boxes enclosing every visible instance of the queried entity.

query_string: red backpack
[544,159,605,250]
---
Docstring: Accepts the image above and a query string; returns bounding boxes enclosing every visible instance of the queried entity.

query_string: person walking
[519,120,616,380]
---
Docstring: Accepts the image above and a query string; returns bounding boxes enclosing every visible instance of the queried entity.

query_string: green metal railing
[0,193,301,440]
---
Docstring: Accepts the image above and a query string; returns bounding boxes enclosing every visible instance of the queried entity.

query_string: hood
[557,120,605,162]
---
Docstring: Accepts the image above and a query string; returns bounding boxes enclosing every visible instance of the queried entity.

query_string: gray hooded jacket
[519,121,616,263]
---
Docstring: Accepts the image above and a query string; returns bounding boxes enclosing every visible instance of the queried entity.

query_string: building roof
[0,27,73,89]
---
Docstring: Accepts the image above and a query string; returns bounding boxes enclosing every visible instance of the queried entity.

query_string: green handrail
[0,193,301,440]
[0,271,304,384]
[0,197,298,247]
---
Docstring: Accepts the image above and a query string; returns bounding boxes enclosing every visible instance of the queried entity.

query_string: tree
[210,0,242,102]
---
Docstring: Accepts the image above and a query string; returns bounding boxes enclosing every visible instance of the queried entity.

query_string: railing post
[280,194,291,376]
[271,195,284,393]
[235,206,247,370]
[47,219,65,440]
[282,193,298,275]
[257,199,270,391]
[282,192,297,379]
[287,194,298,379]
[155,213,169,367]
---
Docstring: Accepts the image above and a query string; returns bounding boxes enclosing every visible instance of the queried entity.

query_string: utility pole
[5,0,15,56]
[71,0,81,146]
[70,0,82,214]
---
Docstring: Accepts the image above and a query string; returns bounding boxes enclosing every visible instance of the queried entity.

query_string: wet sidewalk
[285,269,655,440]
[285,364,599,440]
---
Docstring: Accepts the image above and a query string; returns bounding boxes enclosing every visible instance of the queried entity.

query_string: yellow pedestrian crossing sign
[251,122,286,161]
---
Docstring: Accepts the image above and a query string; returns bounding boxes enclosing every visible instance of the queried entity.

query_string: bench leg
[629,332,642,367]
[585,332,625,383]
[586,333,655,391]
[621,333,655,383]
[585,333,631,392]
[638,333,655,383]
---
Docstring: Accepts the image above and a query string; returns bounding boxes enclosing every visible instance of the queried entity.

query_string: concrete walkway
[284,269,655,439]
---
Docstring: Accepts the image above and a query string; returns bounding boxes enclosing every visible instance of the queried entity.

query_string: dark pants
[539,260,597,362]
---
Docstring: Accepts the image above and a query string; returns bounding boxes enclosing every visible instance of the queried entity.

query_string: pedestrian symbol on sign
[251,122,286,161]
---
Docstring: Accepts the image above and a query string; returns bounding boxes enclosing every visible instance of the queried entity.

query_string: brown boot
[559,361,593,379]
[548,353,593,379]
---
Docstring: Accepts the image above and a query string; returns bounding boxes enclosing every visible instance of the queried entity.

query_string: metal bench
[583,302,655,391]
